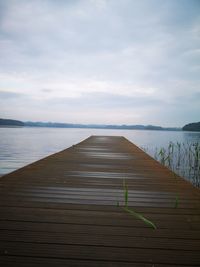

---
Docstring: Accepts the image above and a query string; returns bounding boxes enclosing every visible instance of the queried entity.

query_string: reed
[145,142,200,187]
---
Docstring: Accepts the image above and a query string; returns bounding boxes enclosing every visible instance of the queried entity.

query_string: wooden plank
[0,221,199,239]
[1,229,200,251]
[0,256,169,267]
[1,241,200,265]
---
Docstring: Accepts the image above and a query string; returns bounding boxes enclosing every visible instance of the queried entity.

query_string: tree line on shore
[0,118,199,131]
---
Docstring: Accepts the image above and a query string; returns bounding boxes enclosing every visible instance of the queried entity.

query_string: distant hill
[182,122,200,132]
[0,118,181,131]
[0,118,24,127]
[24,121,181,131]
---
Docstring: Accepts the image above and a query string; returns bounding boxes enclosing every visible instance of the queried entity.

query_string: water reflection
[183,131,200,142]
[0,127,200,176]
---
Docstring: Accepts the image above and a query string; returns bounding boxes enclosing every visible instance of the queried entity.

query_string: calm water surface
[0,127,200,176]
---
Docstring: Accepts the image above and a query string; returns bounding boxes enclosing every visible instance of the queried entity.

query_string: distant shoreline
[0,118,181,131]
[0,125,182,131]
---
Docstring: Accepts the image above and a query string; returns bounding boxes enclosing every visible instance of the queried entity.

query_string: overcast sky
[0,0,200,127]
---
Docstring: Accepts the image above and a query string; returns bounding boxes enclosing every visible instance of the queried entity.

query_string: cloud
[0,0,200,125]
[48,92,164,109]
[0,90,24,99]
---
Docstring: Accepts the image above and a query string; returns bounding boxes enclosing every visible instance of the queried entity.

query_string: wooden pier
[0,136,200,266]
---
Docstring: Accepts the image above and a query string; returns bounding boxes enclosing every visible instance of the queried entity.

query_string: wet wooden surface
[0,135,200,266]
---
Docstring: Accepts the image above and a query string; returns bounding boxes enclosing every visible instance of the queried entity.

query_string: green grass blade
[174,193,179,208]
[123,179,128,207]
[123,207,157,230]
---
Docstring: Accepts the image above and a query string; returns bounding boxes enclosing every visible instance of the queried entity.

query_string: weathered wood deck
[0,135,200,266]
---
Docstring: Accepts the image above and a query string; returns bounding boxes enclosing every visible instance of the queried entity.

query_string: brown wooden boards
[0,136,200,266]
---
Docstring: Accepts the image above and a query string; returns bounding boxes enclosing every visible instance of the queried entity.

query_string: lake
[0,127,200,183]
